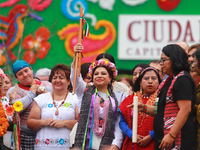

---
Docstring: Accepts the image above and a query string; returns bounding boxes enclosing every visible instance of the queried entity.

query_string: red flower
[22,27,51,64]
[35,139,39,145]
[4,104,8,109]
[6,106,14,116]
[45,139,50,145]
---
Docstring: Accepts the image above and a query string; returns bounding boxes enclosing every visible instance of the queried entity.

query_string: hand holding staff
[72,7,89,94]
[72,7,84,95]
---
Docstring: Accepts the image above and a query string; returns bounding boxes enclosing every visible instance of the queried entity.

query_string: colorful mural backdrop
[0,0,197,74]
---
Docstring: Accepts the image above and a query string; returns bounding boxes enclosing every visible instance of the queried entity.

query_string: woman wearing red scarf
[119,67,161,150]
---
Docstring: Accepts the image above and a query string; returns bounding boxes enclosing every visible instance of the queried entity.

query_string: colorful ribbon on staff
[81,17,89,38]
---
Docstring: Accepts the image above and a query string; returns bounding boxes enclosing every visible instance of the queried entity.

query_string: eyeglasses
[159,59,170,65]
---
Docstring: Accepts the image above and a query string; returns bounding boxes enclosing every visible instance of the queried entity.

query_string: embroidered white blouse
[34,92,78,150]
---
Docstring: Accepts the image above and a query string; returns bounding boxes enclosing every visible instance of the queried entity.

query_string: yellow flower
[13,101,23,112]
[105,60,108,64]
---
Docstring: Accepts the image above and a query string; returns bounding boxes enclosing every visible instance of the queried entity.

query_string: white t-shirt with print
[34,92,78,150]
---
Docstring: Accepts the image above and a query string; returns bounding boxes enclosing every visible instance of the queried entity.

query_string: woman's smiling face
[52,71,70,91]
[93,67,111,88]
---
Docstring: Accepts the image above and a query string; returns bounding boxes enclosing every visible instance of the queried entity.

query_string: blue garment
[149,130,154,139]
[119,110,155,140]
[163,74,168,80]
[12,60,30,75]
[119,113,132,139]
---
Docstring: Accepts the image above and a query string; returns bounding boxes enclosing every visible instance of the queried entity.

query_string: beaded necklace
[134,91,157,128]
[52,91,68,116]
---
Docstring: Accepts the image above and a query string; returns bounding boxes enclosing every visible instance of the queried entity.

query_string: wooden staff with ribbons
[72,7,89,94]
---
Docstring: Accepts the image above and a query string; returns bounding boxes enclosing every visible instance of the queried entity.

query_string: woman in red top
[119,67,161,150]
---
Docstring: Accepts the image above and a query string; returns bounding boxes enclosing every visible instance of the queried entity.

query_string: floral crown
[89,59,118,78]
[140,67,159,75]
[0,68,5,79]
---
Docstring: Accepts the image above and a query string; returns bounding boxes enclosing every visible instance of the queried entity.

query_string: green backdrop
[0,0,199,76]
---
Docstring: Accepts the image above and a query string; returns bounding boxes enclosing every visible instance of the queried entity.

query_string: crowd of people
[0,41,200,150]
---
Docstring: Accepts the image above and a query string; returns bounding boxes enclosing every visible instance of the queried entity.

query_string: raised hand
[74,43,83,53]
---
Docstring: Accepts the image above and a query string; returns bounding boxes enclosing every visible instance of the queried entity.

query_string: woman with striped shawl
[129,44,197,150]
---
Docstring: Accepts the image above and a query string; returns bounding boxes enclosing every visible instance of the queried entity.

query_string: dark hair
[81,63,92,79]
[162,44,190,75]
[0,76,3,93]
[193,49,200,68]
[133,67,162,92]
[117,77,134,90]
[132,63,149,74]
[96,53,115,64]
[92,66,114,89]
[49,64,71,82]
[49,64,72,91]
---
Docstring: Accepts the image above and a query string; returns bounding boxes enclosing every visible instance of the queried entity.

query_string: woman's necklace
[52,91,68,116]
[135,91,157,128]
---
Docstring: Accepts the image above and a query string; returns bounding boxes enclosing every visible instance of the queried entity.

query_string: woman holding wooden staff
[119,67,161,150]
[72,7,84,95]
[71,44,129,113]
[72,58,126,149]
[131,44,197,150]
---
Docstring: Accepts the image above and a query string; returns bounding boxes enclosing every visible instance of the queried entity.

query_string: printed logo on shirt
[64,102,72,108]
[48,103,53,108]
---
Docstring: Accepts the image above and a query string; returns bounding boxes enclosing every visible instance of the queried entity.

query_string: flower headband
[140,67,159,75]
[0,68,6,79]
[89,59,118,78]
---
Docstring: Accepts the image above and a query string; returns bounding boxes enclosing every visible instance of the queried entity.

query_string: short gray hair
[36,68,51,77]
